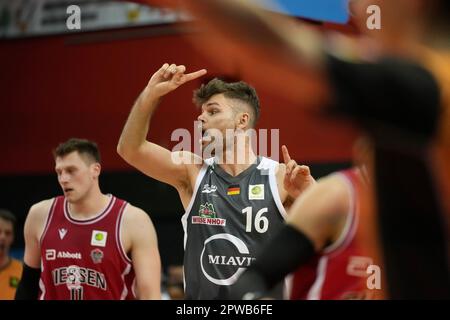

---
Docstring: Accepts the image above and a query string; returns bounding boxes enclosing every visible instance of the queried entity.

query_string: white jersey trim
[259,157,289,299]
[64,195,115,225]
[120,263,132,300]
[131,277,137,299]
[181,158,211,250]
[284,274,294,300]
[306,255,329,300]
[116,201,132,264]
[38,277,46,300]
[39,198,58,245]
[258,157,287,220]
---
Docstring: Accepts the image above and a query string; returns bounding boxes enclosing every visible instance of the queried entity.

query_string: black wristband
[15,263,41,300]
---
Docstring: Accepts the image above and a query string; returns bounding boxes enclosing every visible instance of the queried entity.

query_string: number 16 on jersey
[242,207,269,233]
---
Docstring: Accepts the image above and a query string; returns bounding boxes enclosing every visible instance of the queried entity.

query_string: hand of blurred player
[282,145,315,199]
[144,63,207,100]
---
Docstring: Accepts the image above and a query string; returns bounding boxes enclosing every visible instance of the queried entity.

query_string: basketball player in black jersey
[149,0,450,299]
[117,64,315,299]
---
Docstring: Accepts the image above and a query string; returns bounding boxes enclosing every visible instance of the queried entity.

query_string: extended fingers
[162,63,177,78]
[282,145,291,164]
[171,65,187,83]
[184,69,207,82]
[299,165,310,176]
[285,160,297,175]
[155,63,169,76]
[161,64,206,85]
[290,165,310,182]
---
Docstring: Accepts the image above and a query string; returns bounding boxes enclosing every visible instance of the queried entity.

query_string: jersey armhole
[262,158,288,220]
[116,202,132,264]
[39,198,58,245]
[38,197,56,301]
[181,160,209,249]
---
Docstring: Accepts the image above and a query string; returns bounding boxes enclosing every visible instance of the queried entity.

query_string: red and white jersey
[39,195,135,300]
[290,168,377,300]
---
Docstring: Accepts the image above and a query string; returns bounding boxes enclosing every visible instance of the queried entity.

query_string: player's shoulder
[27,198,55,220]
[24,198,55,237]
[328,168,363,189]
[121,203,156,239]
[312,172,352,200]
[122,203,152,224]
[258,156,280,173]
[123,203,146,215]
[174,150,204,169]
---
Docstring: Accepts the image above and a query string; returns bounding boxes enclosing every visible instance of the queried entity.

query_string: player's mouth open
[201,129,211,145]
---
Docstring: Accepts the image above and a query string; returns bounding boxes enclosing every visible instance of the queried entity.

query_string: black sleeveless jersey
[181,157,287,299]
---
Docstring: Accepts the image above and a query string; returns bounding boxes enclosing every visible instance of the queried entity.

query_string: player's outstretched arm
[286,174,350,250]
[117,63,207,189]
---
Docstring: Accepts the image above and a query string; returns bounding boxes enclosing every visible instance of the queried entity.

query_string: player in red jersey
[230,138,383,300]
[288,167,377,300]
[15,138,161,300]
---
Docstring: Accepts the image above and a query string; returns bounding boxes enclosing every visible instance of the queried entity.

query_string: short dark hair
[53,138,101,163]
[193,78,260,127]
[0,209,16,227]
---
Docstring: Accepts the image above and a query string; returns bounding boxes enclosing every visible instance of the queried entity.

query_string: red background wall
[0,23,357,175]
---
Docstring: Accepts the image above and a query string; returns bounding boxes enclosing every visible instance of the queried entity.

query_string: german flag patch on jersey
[227,186,240,196]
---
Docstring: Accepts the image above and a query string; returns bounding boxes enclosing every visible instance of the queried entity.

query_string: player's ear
[237,112,250,129]
[91,163,101,179]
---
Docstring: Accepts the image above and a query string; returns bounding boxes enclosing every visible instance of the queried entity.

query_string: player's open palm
[282,145,315,199]
[146,63,207,99]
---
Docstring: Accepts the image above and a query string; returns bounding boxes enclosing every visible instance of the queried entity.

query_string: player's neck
[68,188,111,220]
[218,147,257,177]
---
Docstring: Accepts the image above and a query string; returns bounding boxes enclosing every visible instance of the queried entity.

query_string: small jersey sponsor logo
[90,230,107,247]
[227,185,240,196]
[46,249,56,260]
[249,184,264,200]
[199,202,216,218]
[201,184,217,194]
[192,202,226,226]
[192,216,226,226]
[90,248,104,264]
[58,228,68,240]
[346,256,373,277]
[58,251,82,260]
[45,249,81,260]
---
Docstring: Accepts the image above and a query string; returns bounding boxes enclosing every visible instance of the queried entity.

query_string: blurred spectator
[0,209,23,300]
[166,265,184,299]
